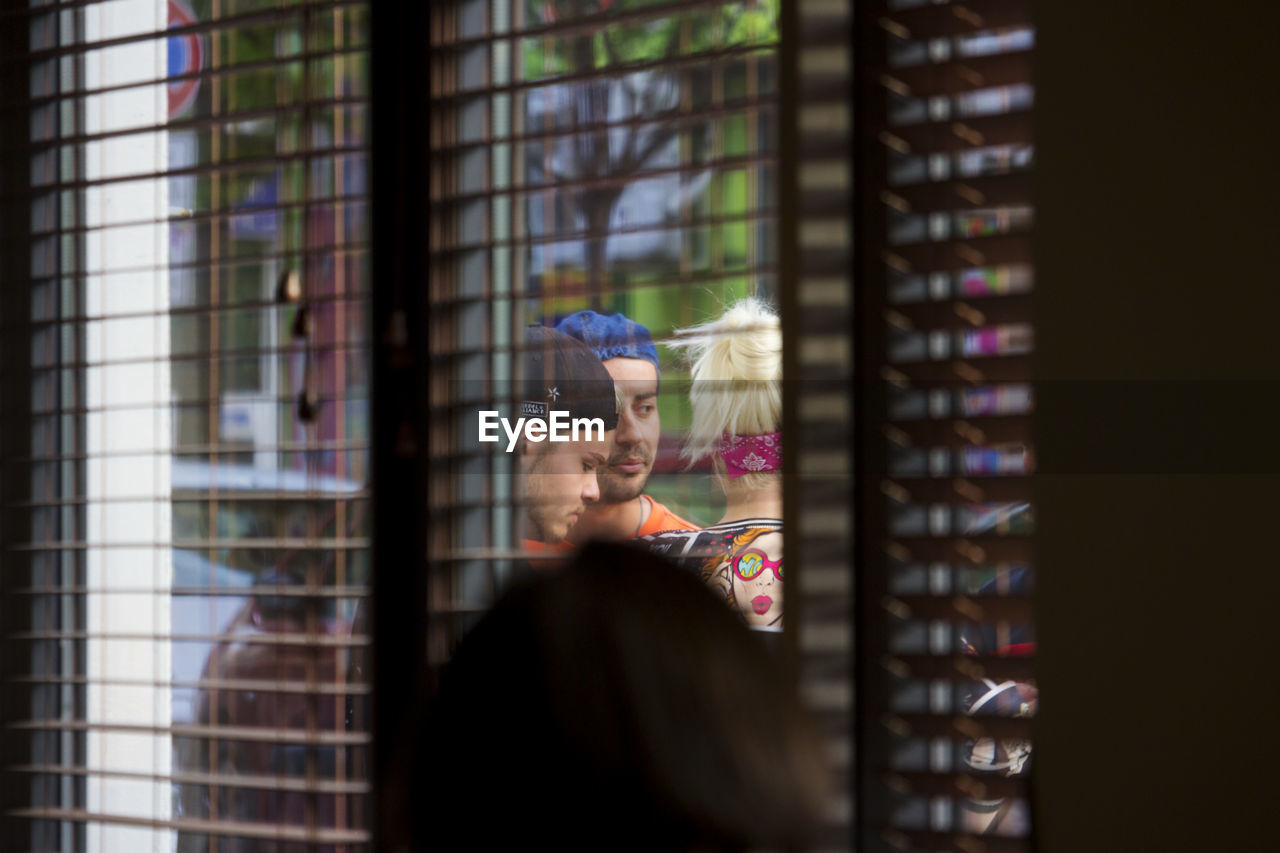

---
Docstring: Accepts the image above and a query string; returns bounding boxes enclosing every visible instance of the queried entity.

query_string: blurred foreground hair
[421,542,828,851]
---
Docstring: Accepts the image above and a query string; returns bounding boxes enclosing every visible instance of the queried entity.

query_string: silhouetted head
[422,542,827,851]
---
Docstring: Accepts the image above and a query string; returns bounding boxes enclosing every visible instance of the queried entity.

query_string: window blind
[854,1,1036,850]
[780,0,857,849]
[0,1,372,849]
[427,0,781,665]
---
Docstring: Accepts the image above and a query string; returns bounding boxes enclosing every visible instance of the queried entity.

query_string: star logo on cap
[547,386,560,402]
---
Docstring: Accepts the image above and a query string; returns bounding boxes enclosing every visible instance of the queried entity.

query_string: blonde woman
[641,299,784,631]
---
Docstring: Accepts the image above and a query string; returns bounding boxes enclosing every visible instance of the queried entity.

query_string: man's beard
[526,498,573,544]
[522,450,580,544]
[596,453,652,504]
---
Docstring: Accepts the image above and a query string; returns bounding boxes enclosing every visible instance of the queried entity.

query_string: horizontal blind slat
[12,764,371,796]
[431,43,776,101]
[10,720,370,746]
[5,809,370,845]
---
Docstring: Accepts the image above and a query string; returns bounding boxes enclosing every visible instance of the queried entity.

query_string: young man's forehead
[582,430,614,450]
[546,430,614,455]
[534,427,613,455]
[602,356,659,388]
[579,431,613,458]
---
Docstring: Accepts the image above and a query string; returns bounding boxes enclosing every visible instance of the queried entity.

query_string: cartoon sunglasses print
[731,548,783,581]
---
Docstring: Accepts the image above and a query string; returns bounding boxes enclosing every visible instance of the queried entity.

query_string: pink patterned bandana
[718,433,782,478]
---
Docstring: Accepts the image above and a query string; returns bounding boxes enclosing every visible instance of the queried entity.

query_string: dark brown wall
[1033,2,1280,851]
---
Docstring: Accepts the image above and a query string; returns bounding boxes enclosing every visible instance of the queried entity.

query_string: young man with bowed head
[554,311,698,543]
[517,323,619,551]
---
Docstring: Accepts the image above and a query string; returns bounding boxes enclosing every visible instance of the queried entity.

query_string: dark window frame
[367,2,431,848]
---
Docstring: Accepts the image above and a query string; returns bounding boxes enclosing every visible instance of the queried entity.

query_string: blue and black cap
[521,324,619,431]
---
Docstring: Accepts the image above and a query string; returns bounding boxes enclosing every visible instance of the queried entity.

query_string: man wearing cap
[554,311,698,542]
[518,324,620,549]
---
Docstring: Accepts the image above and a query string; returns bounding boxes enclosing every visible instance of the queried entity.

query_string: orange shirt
[518,538,573,571]
[636,495,700,538]
[520,539,573,554]
[523,498,696,556]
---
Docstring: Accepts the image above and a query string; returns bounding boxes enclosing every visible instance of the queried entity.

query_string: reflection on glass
[639,300,784,631]
[958,564,1036,837]
[433,0,782,649]
[871,0,1038,837]
[23,1,371,847]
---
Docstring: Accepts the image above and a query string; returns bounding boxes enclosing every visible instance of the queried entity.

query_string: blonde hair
[670,299,781,490]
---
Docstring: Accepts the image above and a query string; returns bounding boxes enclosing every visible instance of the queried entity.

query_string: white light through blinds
[80,5,174,850]
[3,1,372,849]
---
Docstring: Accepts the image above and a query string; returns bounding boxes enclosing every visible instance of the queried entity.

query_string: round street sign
[168,0,204,118]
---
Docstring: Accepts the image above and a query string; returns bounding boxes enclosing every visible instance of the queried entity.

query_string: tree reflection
[524,0,778,304]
